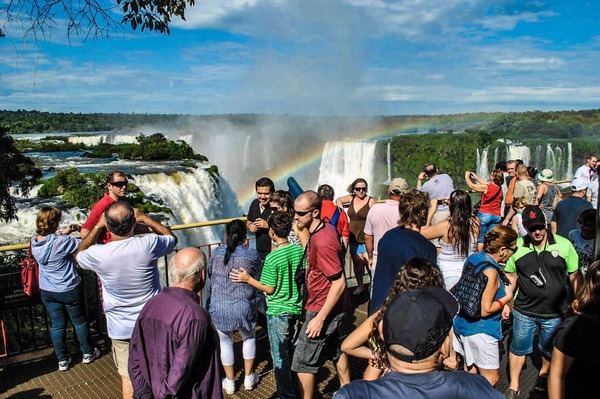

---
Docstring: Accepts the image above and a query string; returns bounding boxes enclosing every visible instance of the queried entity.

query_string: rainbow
[237,117,439,206]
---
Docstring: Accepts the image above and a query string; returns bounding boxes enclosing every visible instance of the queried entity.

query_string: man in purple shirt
[129,247,223,399]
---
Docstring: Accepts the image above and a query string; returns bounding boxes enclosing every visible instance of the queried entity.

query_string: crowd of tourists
[28,154,598,399]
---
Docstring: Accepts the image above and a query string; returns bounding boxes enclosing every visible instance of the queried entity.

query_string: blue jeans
[477,212,502,243]
[41,284,93,361]
[510,309,562,358]
[267,313,300,399]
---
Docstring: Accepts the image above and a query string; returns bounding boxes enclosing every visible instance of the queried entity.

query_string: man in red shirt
[81,170,129,243]
[291,190,350,399]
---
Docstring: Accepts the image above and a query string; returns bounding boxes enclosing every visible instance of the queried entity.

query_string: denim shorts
[349,243,366,255]
[509,309,562,358]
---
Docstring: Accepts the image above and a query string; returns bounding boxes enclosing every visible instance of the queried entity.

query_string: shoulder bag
[20,241,40,296]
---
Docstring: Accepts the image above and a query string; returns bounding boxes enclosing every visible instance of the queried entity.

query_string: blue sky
[1,0,599,116]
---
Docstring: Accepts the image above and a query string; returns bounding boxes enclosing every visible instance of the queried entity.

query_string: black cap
[522,205,546,231]
[383,287,458,363]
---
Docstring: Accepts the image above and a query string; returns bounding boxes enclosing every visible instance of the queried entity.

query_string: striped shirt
[260,243,305,316]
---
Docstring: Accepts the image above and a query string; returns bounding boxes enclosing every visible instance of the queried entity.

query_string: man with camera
[503,205,581,399]
[417,163,454,229]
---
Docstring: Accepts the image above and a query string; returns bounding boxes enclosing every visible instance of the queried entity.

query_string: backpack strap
[330,206,341,227]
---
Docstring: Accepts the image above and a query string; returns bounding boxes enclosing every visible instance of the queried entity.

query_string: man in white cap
[334,287,503,399]
[364,177,408,295]
[551,180,593,237]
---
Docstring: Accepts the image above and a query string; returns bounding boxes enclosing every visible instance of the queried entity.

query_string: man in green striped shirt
[230,211,304,399]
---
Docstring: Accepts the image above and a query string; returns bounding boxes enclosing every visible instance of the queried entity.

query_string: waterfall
[476,147,490,180]
[317,140,377,200]
[507,143,531,166]
[567,143,573,180]
[546,144,557,174]
[385,141,392,184]
[493,147,499,170]
[535,145,542,171]
[242,135,251,171]
[68,135,137,146]
[555,146,564,179]
[133,168,243,248]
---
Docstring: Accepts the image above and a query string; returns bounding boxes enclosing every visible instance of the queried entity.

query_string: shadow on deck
[0,289,544,399]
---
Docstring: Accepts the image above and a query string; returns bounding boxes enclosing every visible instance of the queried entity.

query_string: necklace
[274,240,290,248]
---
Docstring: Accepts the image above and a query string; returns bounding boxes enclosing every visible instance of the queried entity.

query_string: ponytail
[224,219,247,265]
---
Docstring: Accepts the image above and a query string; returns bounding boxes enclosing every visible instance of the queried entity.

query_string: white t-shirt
[574,164,595,184]
[77,234,177,339]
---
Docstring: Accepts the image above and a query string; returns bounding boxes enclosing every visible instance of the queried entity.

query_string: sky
[1,0,600,116]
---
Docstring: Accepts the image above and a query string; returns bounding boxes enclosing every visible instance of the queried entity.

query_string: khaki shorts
[111,338,130,377]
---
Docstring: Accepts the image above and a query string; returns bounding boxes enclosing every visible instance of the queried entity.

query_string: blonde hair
[514,197,529,209]
[36,207,62,236]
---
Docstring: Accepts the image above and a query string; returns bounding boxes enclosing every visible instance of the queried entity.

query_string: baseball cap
[383,286,458,363]
[522,205,546,231]
[388,177,409,194]
[571,179,588,192]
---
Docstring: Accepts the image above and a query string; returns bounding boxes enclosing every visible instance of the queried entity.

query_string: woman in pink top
[466,169,504,251]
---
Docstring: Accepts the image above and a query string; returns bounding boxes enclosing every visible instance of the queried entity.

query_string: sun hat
[537,169,554,182]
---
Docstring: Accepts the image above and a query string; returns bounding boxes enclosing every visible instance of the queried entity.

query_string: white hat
[537,169,554,182]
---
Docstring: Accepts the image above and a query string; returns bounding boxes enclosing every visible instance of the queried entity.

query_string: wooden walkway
[0,289,544,399]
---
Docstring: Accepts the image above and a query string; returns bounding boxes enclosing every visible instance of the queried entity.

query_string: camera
[529,270,547,288]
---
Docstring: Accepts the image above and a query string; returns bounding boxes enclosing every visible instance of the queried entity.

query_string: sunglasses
[294,208,315,216]
[110,181,128,188]
[271,206,281,211]
[354,187,367,192]
[506,246,518,253]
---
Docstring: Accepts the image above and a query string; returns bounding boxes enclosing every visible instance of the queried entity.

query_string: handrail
[0,216,248,253]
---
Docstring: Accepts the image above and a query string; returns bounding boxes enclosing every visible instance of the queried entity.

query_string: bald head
[169,247,207,290]
[104,201,135,237]
[297,190,321,211]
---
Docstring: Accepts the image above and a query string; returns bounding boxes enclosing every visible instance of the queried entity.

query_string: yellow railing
[0,216,248,253]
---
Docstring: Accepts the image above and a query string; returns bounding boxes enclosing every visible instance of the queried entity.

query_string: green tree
[0,128,43,221]
[2,0,195,38]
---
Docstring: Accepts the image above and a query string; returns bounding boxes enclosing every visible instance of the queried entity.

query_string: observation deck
[0,218,543,399]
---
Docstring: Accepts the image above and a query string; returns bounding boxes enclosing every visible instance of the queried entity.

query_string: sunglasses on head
[294,208,315,216]
[110,181,128,188]
[354,187,367,192]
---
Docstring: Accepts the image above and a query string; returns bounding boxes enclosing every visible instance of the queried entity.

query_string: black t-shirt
[247,198,272,261]
[554,314,600,399]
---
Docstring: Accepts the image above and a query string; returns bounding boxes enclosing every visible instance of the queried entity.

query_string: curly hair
[368,257,444,368]
[572,260,600,318]
[347,178,368,194]
[268,211,293,239]
[397,189,430,228]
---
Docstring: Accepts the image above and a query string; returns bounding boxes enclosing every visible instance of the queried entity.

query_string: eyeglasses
[110,181,128,188]
[294,208,315,216]
[354,187,367,192]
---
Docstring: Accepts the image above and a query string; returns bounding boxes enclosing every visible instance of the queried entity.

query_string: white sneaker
[58,356,72,371]
[222,378,235,395]
[244,372,259,391]
[83,348,100,364]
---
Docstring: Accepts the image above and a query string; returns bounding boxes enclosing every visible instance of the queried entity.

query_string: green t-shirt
[505,233,579,317]
[260,243,305,316]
